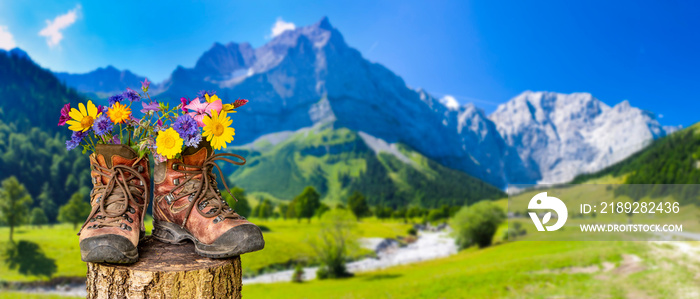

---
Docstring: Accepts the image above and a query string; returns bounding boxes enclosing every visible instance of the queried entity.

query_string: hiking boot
[78,144,150,264]
[152,141,264,258]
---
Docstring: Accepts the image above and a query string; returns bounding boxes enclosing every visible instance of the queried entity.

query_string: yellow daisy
[66,100,101,132]
[221,103,238,114]
[202,109,235,150]
[156,128,184,159]
[204,93,220,103]
[107,102,132,124]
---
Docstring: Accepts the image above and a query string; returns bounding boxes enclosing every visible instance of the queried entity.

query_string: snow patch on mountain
[439,95,460,110]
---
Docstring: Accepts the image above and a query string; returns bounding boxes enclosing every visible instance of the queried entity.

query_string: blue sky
[0,1,697,127]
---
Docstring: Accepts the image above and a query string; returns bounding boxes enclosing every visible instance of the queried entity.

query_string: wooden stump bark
[86,236,242,299]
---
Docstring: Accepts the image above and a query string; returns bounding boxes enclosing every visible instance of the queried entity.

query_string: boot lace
[79,157,148,233]
[165,153,246,227]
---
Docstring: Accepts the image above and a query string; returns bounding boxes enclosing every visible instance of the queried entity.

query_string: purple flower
[92,114,113,136]
[111,135,121,144]
[97,105,106,114]
[108,94,124,106]
[172,114,201,147]
[196,90,216,99]
[66,130,88,150]
[141,78,150,92]
[58,103,71,126]
[123,88,141,102]
[141,101,160,113]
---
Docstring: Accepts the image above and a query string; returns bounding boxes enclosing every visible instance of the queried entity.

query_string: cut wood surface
[86,236,242,299]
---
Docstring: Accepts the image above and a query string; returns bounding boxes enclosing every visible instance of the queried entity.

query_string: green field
[0,217,411,282]
[243,240,700,298]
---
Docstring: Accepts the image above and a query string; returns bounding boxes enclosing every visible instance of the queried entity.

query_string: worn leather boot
[79,144,150,263]
[152,141,264,258]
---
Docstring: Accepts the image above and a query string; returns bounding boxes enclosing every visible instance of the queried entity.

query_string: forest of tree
[346,152,505,209]
[0,51,91,223]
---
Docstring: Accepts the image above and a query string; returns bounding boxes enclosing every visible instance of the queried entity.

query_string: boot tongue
[94,144,138,168]
[103,194,127,214]
[181,139,213,165]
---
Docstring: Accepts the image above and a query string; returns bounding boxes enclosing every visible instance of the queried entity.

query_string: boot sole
[80,234,140,264]
[152,220,265,258]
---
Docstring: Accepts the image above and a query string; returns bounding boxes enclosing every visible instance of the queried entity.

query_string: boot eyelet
[172,164,179,170]
[128,206,136,214]
[120,223,132,231]
[173,178,179,185]
[165,194,174,205]
[136,165,144,172]
[188,194,194,202]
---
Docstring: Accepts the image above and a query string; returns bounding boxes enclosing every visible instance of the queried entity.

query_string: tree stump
[86,236,242,299]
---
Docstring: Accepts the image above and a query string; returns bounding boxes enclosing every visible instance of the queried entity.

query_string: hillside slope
[227,125,505,208]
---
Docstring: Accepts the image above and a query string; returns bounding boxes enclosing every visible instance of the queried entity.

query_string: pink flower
[111,135,121,144]
[180,97,190,113]
[184,97,222,127]
[58,103,71,126]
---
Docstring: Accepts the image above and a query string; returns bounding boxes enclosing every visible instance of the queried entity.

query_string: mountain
[54,65,147,96]
[0,48,80,133]
[572,123,700,185]
[152,17,536,188]
[55,17,671,189]
[489,91,668,184]
[227,125,506,207]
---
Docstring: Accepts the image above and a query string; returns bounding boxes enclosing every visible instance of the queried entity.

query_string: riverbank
[243,230,457,284]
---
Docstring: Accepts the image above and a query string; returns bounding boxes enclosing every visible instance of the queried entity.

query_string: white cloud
[658,114,664,119]
[0,25,17,50]
[38,4,81,48]
[439,95,460,110]
[270,17,295,38]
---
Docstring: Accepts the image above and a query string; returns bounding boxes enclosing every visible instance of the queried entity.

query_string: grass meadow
[2,182,700,298]
[0,216,412,282]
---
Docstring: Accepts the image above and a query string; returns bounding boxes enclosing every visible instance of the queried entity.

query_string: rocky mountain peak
[489,91,668,184]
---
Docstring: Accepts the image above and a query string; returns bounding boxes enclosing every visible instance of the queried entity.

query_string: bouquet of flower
[57,78,248,161]
[60,80,264,265]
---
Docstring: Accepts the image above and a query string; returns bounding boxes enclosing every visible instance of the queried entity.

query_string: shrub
[311,209,357,279]
[451,201,505,249]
